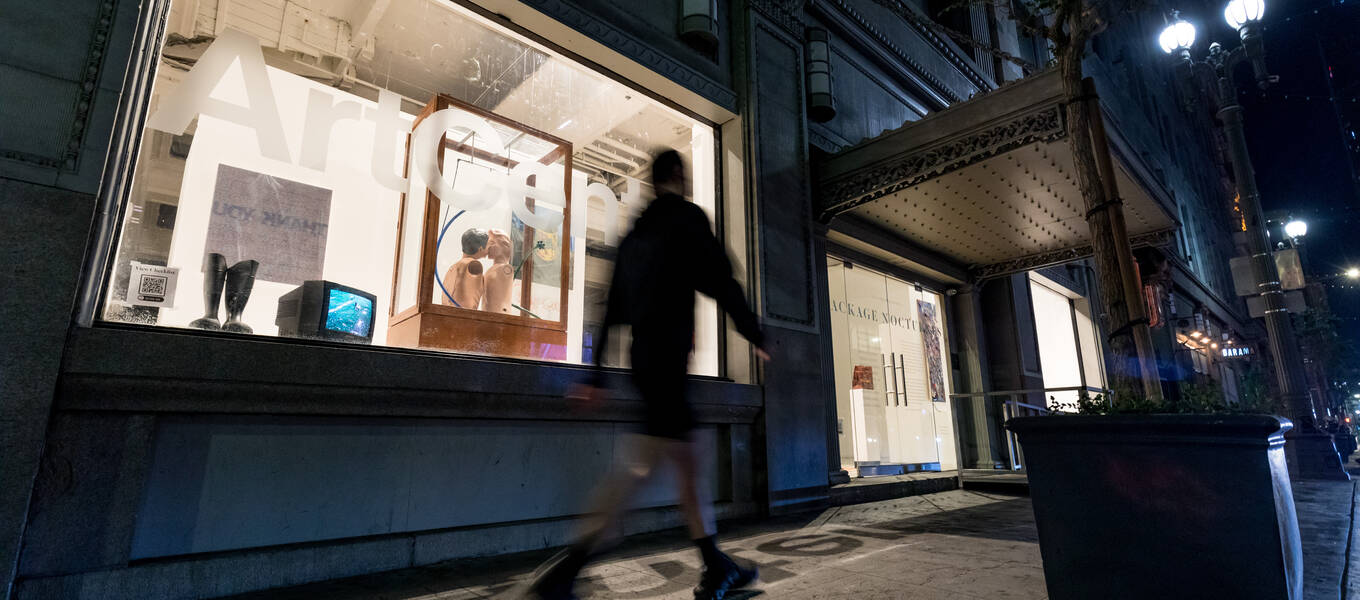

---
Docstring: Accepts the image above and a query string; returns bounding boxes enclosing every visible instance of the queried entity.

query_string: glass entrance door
[828,257,956,476]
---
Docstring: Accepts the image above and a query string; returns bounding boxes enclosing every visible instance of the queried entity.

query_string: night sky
[1227,0,1360,344]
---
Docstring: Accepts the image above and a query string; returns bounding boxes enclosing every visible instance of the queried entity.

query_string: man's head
[650,149,686,197]
[461,228,490,258]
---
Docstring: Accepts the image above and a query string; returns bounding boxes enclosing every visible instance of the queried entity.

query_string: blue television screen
[325,288,373,337]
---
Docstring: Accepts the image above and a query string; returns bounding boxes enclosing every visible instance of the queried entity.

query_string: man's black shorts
[631,363,694,440]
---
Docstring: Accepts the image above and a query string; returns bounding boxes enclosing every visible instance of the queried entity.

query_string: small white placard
[126,262,179,308]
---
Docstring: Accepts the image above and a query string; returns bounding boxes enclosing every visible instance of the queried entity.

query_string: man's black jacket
[593,193,764,379]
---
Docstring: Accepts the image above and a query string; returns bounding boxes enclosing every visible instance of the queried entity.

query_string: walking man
[527,149,770,600]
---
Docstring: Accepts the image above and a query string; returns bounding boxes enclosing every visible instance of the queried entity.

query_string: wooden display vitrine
[387,94,572,360]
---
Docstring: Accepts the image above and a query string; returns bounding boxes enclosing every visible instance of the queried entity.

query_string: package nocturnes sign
[206,165,331,285]
[829,299,919,330]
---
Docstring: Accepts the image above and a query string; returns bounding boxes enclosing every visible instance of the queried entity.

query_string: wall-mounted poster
[206,164,332,285]
[918,300,946,402]
[852,365,875,390]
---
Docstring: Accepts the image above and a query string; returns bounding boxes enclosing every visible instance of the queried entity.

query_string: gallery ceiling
[171,0,699,185]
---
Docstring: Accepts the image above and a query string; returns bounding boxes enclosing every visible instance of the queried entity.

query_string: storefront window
[826,257,957,475]
[100,0,722,374]
[1029,273,1107,407]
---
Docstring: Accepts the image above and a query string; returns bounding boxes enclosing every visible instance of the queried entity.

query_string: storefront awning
[818,69,1178,279]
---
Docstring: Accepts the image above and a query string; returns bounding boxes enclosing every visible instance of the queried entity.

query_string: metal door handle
[882,353,891,406]
[897,353,908,406]
[895,353,902,406]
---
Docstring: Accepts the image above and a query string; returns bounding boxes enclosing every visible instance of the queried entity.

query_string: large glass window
[100,0,722,374]
[1029,273,1107,407]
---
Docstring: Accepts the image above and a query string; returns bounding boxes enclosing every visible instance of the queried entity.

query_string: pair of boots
[189,253,259,333]
[527,535,757,600]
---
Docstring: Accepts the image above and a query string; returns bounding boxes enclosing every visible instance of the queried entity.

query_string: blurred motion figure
[526,149,770,600]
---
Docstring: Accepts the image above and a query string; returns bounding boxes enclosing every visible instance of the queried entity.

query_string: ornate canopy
[818,69,1178,280]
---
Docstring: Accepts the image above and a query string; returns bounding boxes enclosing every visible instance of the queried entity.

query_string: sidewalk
[227,489,1045,600]
[227,477,1360,600]
[1295,476,1356,599]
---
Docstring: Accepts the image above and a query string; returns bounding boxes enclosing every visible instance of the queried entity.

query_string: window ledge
[58,325,762,422]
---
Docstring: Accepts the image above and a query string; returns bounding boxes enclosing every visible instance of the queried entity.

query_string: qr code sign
[139,275,168,298]
[126,262,178,308]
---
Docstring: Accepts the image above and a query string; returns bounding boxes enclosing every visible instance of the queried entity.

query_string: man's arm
[689,206,765,350]
[586,262,628,388]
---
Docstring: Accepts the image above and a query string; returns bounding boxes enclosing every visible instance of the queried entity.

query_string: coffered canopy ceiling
[818,69,1179,280]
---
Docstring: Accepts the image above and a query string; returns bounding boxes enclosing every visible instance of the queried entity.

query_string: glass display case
[390,94,572,359]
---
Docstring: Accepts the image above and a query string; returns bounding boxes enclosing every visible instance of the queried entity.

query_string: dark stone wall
[0,0,756,596]
[739,9,832,512]
[0,0,143,592]
[0,181,100,596]
[518,0,737,110]
[801,0,993,153]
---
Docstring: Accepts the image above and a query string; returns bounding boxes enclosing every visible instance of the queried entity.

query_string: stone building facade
[0,1,1258,598]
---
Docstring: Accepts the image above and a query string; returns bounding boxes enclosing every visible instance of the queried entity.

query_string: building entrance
[827,257,957,477]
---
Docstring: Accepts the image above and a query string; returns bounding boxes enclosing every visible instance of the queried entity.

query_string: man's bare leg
[577,435,668,549]
[527,435,666,599]
[669,437,716,539]
[670,436,758,599]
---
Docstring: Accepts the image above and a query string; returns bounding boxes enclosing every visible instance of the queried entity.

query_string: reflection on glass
[100,0,721,374]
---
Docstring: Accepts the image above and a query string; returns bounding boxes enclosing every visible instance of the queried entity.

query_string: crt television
[276,281,377,343]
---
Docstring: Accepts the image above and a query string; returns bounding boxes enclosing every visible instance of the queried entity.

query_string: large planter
[1007,415,1303,600]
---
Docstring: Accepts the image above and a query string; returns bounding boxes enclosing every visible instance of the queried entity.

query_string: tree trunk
[1058,23,1163,404]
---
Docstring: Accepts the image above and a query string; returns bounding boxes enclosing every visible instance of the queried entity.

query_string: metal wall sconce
[679,0,720,54]
[805,28,836,122]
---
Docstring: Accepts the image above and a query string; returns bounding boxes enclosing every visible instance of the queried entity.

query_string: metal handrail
[950,385,1111,472]
[947,385,1110,399]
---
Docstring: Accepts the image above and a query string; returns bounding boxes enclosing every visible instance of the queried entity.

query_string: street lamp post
[1160,1,1347,479]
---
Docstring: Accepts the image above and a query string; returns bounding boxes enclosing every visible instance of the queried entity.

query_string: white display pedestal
[849,388,869,463]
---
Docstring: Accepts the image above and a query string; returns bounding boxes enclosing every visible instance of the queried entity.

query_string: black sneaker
[693,556,759,600]
[524,549,581,600]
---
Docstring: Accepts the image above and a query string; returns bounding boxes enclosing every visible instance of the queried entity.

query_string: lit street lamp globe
[1347,267,1360,279]
[1284,219,1307,239]
[1159,19,1197,54]
[1224,0,1265,31]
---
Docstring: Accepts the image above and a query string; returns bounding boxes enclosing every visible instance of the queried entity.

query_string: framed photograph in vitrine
[388,94,573,360]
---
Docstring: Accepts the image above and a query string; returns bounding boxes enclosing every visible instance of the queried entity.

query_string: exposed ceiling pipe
[332,0,392,87]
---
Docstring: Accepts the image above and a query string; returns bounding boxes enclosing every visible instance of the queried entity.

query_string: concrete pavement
[226,489,1045,599]
[226,475,1360,600]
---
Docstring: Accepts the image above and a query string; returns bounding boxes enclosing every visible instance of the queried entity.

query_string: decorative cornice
[875,0,993,92]
[1133,228,1178,249]
[519,0,738,111]
[1,0,118,171]
[969,228,1179,280]
[749,0,807,37]
[819,103,1066,221]
[813,0,991,105]
[807,123,849,153]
